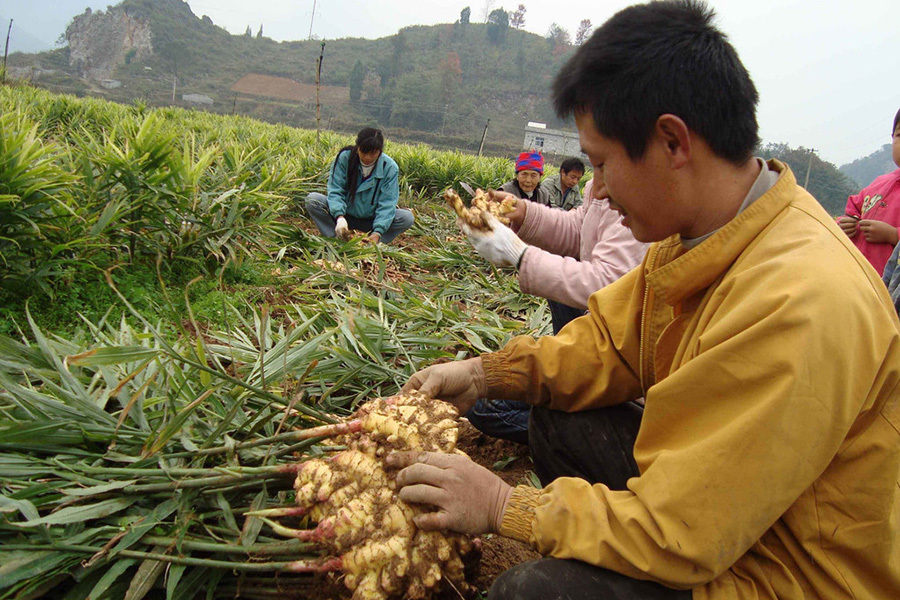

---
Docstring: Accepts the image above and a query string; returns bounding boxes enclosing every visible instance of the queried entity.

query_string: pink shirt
[514,181,648,309]
[843,168,900,275]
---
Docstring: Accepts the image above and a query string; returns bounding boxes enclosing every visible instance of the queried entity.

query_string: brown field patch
[230,73,349,103]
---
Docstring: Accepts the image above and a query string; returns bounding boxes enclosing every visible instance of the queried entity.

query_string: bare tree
[509,4,526,30]
[481,0,497,23]
[575,19,592,45]
[547,23,571,48]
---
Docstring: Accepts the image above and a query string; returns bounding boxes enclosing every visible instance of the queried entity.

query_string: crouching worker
[388,2,900,600]
[305,127,414,244]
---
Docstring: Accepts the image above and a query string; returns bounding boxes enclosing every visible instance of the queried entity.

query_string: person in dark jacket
[305,127,413,244]
[499,151,551,206]
[543,157,586,210]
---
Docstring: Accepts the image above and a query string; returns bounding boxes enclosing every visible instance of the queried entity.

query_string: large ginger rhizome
[250,391,474,600]
[444,187,517,230]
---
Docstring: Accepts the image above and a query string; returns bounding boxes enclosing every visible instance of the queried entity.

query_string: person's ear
[655,114,691,168]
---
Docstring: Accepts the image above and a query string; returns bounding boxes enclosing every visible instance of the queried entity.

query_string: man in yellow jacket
[388,1,900,599]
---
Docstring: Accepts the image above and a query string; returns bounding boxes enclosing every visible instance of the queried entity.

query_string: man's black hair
[552,0,759,164]
[560,157,586,174]
[334,127,385,207]
[893,108,900,134]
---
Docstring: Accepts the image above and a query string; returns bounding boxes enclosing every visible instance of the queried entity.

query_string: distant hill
[1,17,54,54]
[7,0,579,159]
[840,144,895,189]
[760,143,858,215]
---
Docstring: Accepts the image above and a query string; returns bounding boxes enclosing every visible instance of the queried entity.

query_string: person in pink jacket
[460,178,648,443]
[836,107,900,275]
[513,179,649,315]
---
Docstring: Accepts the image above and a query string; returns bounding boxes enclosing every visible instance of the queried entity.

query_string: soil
[454,419,542,594]
[230,73,349,104]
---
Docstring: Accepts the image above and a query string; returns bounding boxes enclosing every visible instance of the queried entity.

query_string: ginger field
[0,84,549,599]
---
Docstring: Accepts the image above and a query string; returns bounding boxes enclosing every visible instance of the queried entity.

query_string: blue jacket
[326,149,400,236]
[882,241,900,316]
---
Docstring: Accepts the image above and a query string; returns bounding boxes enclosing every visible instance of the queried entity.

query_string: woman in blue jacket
[305,128,414,244]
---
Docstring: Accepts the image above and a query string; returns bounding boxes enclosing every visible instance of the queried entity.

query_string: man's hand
[387,451,512,535]
[363,232,381,245]
[335,216,351,240]
[401,358,486,416]
[859,219,899,244]
[460,212,528,268]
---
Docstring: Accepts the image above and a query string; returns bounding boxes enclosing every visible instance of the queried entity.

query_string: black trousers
[487,403,691,600]
[547,298,587,335]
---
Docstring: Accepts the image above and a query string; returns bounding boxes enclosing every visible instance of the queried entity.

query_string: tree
[244,25,252,37]
[349,60,366,103]
[547,23,571,53]
[439,52,462,100]
[256,24,264,39]
[760,143,857,215]
[575,19,592,45]
[157,40,190,79]
[481,0,497,22]
[391,72,442,131]
[460,7,471,25]
[487,8,509,44]
[509,4,526,29]
[390,30,408,81]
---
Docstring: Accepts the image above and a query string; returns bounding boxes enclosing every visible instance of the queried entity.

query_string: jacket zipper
[638,246,658,395]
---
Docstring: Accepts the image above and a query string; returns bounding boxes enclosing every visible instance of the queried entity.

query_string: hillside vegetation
[840,144,896,189]
[12,0,578,158]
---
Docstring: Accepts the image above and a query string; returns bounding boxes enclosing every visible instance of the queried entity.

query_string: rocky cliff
[66,7,152,80]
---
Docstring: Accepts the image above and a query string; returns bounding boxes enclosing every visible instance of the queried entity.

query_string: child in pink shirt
[837,108,900,275]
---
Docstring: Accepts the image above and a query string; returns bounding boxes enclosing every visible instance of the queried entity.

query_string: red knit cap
[515,151,544,175]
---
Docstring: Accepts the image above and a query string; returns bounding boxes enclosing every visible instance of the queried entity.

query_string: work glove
[401,358,486,416]
[387,450,513,536]
[334,216,351,240]
[460,212,528,268]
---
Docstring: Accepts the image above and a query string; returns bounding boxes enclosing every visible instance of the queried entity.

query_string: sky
[3,0,899,167]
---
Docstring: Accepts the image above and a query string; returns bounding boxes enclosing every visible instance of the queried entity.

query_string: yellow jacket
[488,161,900,600]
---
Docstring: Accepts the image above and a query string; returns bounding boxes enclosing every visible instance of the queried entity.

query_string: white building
[522,122,587,160]
[182,94,214,106]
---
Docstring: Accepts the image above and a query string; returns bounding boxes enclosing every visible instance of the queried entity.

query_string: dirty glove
[388,451,512,535]
[460,212,528,268]
[401,358,485,416]
[334,216,351,240]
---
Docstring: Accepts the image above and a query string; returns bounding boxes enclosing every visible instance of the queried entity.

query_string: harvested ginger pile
[444,187,517,231]
[273,391,475,600]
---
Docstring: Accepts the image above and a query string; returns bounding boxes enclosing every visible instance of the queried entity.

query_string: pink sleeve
[517,201,586,258]
[843,190,863,219]
[517,205,648,310]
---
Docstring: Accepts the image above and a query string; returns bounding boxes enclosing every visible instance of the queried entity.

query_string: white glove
[460,212,528,268]
[334,216,350,240]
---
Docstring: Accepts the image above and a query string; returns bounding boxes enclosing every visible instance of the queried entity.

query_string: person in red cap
[499,151,550,206]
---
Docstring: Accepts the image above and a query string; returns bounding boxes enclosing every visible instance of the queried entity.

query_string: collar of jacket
[645,159,797,306]
[355,155,387,191]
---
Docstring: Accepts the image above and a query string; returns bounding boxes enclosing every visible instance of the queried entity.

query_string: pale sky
[4,0,899,167]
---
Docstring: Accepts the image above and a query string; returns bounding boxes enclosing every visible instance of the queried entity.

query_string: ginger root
[263,391,474,600]
[444,187,517,231]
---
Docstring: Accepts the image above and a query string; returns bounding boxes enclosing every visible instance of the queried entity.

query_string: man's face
[560,169,584,191]
[576,111,676,243]
[892,123,900,169]
[516,170,541,193]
